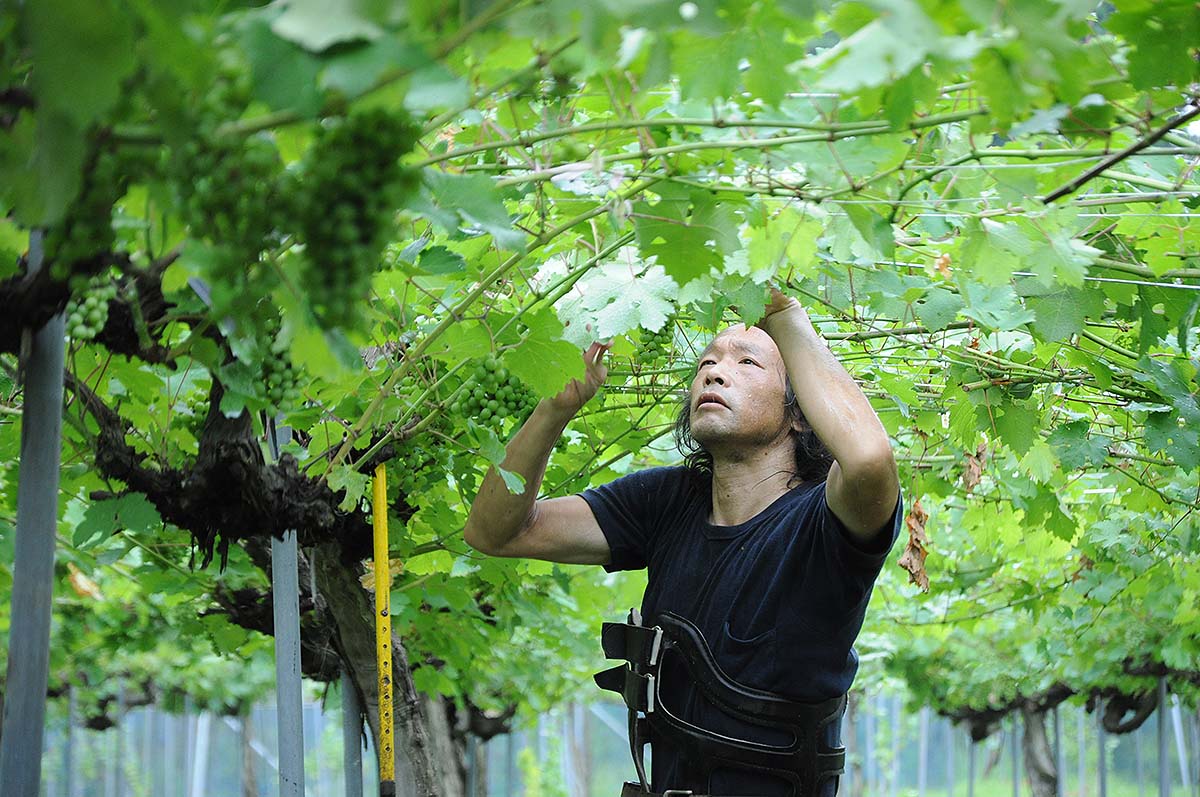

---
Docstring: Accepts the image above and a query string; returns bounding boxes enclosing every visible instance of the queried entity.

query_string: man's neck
[707,441,799,526]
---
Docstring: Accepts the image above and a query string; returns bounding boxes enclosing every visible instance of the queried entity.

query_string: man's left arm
[758,287,900,545]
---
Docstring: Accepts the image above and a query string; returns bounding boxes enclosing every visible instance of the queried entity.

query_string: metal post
[66,687,76,797]
[866,695,877,794]
[891,694,901,797]
[967,735,976,797]
[506,732,516,795]
[1159,679,1170,797]
[844,697,854,797]
[269,421,305,797]
[190,712,212,797]
[1079,705,1087,797]
[947,719,955,797]
[343,670,364,797]
[116,684,126,797]
[0,232,66,797]
[1136,721,1145,797]
[1173,694,1192,791]
[1012,715,1020,797]
[919,706,929,797]
[1054,706,1064,797]
[1098,698,1108,797]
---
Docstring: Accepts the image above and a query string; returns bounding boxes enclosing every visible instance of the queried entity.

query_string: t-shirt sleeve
[578,467,682,573]
[819,481,904,574]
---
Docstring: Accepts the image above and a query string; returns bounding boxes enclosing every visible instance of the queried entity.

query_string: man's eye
[741,358,756,365]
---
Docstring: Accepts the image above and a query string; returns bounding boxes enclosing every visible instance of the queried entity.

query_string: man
[464,287,902,796]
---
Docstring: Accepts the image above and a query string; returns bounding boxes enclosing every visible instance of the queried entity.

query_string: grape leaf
[555,257,678,346]
[75,494,161,549]
[424,172,525,250]
[506,309,585,398]
[271,0,383,52]
[914,287,964,331]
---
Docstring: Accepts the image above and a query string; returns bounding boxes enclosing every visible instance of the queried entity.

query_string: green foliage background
[1,0,1198,739]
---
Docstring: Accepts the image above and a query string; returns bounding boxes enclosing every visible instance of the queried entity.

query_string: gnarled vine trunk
[313,542,468,797]
[1021,705,1057,797]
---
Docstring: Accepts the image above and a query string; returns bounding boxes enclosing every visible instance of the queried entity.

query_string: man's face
[688,325,793,455]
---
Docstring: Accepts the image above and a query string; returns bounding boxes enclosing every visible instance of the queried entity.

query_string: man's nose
[704,370,726,386]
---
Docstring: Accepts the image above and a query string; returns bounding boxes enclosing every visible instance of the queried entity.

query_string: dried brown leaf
[898,498,930,592]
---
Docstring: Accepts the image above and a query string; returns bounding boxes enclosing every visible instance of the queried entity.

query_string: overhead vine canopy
[1,0,1198,740]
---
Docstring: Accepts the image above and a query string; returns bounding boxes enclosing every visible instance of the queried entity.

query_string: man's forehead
[699,327,777,359]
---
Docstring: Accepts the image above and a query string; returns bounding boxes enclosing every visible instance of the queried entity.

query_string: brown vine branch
[1042,102,1200,203]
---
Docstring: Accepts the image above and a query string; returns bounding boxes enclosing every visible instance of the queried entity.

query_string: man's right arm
[462,343,612,565]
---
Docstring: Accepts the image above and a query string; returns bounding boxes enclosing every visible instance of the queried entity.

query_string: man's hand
[757,285,809,333]
[547,342,610,416]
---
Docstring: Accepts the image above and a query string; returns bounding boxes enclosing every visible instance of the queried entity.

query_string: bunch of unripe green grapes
[46,147,136,281]
[296,108,420,327]
[390,441,448,497]
[451,357,538,429]
[260,318,300,415]
[636,322,675,365]
[174,132,285,280]
[65,272,119,341]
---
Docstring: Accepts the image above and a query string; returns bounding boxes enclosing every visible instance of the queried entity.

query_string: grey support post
[268,420,305,797]
[343,668,364,797]
[1159,678,1170,797]
[0,232,66,797]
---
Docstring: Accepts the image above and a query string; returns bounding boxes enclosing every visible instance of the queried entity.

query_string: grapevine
[45,148,136,281]
[65,272,120,342]
[260,316,300,416]
[295,109,420,328]
[173,131,285,286]
[635,319,675,366]
[451,357,539,431]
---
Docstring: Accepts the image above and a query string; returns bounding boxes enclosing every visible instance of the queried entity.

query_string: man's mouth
[696,392,728,409]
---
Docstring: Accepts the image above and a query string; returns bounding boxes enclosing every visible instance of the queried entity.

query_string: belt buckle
[662,791,694,796]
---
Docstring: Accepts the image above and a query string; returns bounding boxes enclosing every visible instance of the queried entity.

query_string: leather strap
[596,610,846,797]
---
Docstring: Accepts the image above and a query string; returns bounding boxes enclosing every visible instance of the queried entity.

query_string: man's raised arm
[758,287,900,544]
[462,342,613,564]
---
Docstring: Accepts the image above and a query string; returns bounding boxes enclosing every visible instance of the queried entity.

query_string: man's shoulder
[600,464,697,495]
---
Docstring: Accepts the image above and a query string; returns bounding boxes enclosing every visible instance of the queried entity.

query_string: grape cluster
[260,317,300,415]
[174,132,285,282]
[296,109,420,327]
[452,357,538,430]
[391,442,445,498]
[636,322,675,365]
[45,148,133,281]
[65,272,119,341]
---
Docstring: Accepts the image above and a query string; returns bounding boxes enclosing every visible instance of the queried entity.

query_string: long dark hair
[673,381,834,484]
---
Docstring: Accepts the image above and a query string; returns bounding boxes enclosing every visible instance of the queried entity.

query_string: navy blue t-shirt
[581,466,902,796]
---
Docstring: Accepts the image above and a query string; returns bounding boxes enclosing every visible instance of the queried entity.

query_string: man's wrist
[537,397,579,428]
[759,301,813,338]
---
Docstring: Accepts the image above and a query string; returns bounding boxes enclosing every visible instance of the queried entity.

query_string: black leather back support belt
[594,610,846,797]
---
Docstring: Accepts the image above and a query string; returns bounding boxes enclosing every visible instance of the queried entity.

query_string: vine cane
[372,464,395,796]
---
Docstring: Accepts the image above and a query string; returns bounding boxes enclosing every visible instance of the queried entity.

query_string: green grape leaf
[557,258,678,346]
[271,0,383,52]
[633,187,740,286]
[994,401,1040,454]
[914,287,965,331]
[1024,286,1105,342]
[25,0,137,128]
[326,465,370,512]
[424,172,525,250]
[958,281,1036,331]
[75,494,161,549]
[237,13,325,115]
[744,210,822,279]
[506,309,585,398]
[1047,421,1109,470]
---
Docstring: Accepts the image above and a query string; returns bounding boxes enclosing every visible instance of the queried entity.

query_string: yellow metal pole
[372,464,395,796]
